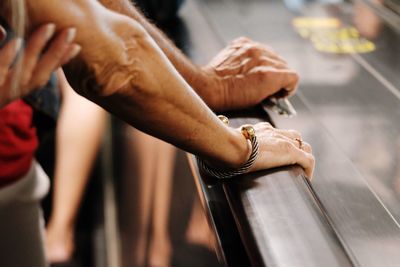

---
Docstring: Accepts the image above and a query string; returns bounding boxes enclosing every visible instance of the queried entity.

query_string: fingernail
[14,38,23,52]
[0,26,6,42]
[68,44,81,59]
[45,23,56,40]
[66,28,77,43]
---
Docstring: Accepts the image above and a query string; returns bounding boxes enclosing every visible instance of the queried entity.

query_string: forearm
[51,70,107,226]
[27,0,248,168]
[98,0,220,108]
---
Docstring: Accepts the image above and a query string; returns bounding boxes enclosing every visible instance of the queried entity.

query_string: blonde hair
[1,0,25,36]
[1,0,26,99]
[11,0,26,37]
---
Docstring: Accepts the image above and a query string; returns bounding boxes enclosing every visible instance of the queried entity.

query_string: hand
[202,37,299,111]
[246,122,314,179]
[0,23,81,107]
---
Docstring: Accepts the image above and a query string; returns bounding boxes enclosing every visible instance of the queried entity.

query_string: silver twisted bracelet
[196,115,259,179]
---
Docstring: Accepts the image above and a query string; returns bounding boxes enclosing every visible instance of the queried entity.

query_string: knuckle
[271,132,280,139]
[244,45,259,57]
[19,73,33,88]
[237,36,251,43]
[280,140,294,152]
[250,46,261,55]
[310,158,316,168]
[305,143,313,153]
[288,129,301,138]
[0,26,5,40]
[262,122,272,128]
[261,123,274,131]
[255,122,272,129]
[308,154,316,165]
[278,61,288,69]
[259,56,272,64]
[261,43,274,52]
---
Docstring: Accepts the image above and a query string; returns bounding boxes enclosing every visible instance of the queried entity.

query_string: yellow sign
[293,17,375,54]
[292,17,341,29]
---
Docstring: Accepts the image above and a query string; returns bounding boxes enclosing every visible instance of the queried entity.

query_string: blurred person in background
[128,1,216,266]
[1,5,105,266]
[45,71,107,265]
[126,1,183,266]
[0,9,81,267]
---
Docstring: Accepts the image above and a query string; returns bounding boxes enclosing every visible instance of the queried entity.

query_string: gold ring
[295,138,304,150]
[218,115,229,125]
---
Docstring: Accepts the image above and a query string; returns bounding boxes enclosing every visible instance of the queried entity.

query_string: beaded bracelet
[196,116,259,179]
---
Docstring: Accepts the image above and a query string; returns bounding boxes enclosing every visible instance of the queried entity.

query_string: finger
[295,150,315,179]
[220,44,253,67]
[254,121,274,131]
[279,140,314,179]
[274,129,312,153]
[264,137,314,178]
[29,28,78,89]
[281,135,312,154]
[231,37,288,64]
[236,56,288,74]
[276,129,302,140]
[59,43,82,65]
[213,43,289,75]
[272,131,301,148]
[249,66,299,95]
[210,46,238,69]
[259,44,288,64]
[230,36,252,46]
[301,141,313,154]
[245,43,287,65]
[0,26,6,42]
[18,24,56,86]
[0,38,22,86]
[259,56,288,69]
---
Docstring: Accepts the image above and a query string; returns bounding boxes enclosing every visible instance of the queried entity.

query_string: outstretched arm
[27,0,250,168]
[98,0,299,111]
[26,0,314,177]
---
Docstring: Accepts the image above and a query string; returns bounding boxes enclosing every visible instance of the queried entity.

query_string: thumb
[0,26,6,43]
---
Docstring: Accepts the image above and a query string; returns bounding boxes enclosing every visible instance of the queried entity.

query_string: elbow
[65,15,172,103]
[77,20,155,98]
[92,26,170,100]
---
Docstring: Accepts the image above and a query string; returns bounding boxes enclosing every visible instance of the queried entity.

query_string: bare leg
[148,141,176,267]
[129,129,159,267]
[186,198,215,250]
[46,70,107,263]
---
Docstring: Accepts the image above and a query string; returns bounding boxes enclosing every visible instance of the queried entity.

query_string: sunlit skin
[99,0,300,110]
[25,0,315,177]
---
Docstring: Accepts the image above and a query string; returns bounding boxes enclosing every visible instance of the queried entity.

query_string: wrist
[228,128,253,168]
[197,120,259,179]
[204,126,252,171]
[190,67,225,111]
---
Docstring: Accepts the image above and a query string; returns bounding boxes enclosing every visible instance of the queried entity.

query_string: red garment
[0,100,38,187]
